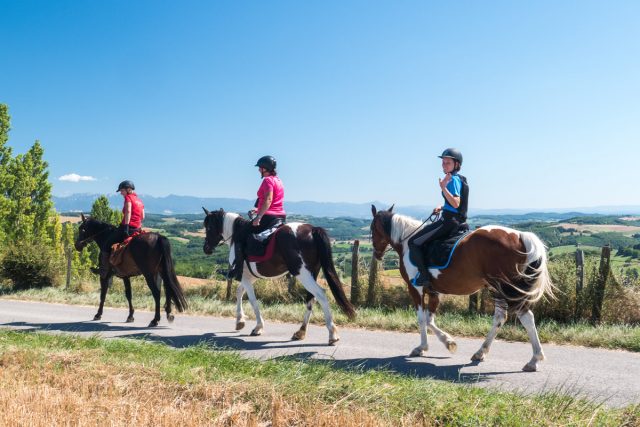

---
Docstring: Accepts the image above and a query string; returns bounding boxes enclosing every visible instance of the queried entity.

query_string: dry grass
[0,348,404,427]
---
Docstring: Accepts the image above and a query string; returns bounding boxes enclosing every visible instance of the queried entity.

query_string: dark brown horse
[370,205,554,371]
[202,208,355,345]
[75,214,187,327]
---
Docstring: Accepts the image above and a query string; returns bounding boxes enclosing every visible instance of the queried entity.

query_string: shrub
[0,242,63,290]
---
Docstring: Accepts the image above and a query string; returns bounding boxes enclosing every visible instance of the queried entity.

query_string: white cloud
[59,173,97,183]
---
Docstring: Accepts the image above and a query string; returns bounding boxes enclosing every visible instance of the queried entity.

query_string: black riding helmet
[438,148,463,165]
[255,155,277,172]
[116,180,135,192]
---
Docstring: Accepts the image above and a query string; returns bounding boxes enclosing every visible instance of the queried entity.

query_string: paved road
[1,299,638,408]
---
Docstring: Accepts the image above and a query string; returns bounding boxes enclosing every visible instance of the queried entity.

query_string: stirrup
[411,271,431,288]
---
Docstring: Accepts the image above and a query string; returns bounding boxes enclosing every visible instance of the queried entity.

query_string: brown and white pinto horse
[370,205,554,371]
[202,208,356,345]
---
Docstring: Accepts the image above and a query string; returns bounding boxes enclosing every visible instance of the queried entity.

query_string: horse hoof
[409,348,424,357]
[93,315,101,321]
[250,329,262,336]
[446,341,458,354]
[291,330,306,341]
[167,314,175,323]
[126,317,134,323]
[148,320,159,327]
[236,322,245,331]
[328,337,340,346]
[522,363,538,372]
[471,351,485,362]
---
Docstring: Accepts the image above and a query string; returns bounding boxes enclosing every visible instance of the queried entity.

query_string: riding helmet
[438,148,463,165]
[255,155,277,172]
[116,180,135,192]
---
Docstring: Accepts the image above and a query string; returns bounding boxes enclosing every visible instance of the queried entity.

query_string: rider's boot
[410,246,432,287]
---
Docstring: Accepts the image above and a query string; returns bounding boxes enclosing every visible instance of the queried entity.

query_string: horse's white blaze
[429,268,441,279]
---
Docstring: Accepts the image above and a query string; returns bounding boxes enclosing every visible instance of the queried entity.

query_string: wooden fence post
[287,273,298,296]
[366,256,379,306]
[468,293,478,313]
[574,248,585,320]
[591,245,610,324]
[65,247,72,290]
[350,240,360,305]
[225,278,233,301]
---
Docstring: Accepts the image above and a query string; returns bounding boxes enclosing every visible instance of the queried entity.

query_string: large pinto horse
[75,214,188,327]
[202,208,356,345]
[370,205,554,371]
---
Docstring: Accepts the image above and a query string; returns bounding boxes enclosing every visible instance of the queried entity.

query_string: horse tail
[158,236,188,312]
[489,231,554,310]
[312,227,356,320]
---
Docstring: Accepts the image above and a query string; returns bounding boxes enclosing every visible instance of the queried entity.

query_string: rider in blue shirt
[408,148,469,287]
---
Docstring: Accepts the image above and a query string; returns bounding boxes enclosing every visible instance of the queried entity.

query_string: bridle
[76,226,111,248]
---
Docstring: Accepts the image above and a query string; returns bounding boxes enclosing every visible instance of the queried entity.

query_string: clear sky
[1,1,638,210]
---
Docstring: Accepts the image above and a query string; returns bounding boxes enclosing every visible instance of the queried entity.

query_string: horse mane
[87,217,117,232]
[390,213,424,244]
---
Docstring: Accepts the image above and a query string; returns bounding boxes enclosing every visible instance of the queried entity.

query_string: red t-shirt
[123,193,144,228]
[257,176,285,216]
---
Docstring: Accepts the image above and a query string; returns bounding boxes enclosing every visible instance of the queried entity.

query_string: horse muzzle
[203,242,213,255]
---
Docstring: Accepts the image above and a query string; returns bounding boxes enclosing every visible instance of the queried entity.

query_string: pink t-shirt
[257,176,285,216]
[123,193,144,228]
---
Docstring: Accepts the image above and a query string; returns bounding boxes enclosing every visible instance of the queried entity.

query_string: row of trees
[0,104,121,288]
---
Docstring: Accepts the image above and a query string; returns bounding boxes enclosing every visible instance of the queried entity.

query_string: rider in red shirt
[105,180,145,248]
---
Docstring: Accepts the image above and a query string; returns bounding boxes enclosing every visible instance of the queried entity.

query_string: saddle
[246,219,285,262]
[108,230,145,277]
[423,224,470,270]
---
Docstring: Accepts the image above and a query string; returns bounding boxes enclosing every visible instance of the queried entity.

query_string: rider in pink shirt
[228,155,286,280]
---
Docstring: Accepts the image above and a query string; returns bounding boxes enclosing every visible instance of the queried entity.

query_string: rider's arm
[442,189,460,209]
[123,201,132,224]
[255,191,273,219]
[141,208,145,221]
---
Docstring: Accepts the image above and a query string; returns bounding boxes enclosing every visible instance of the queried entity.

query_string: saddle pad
[247,227,284,263]
[425,230,471,270]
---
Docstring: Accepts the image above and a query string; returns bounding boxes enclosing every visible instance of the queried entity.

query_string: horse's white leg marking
[518,309,545,372]
[426,311,457,353]
[235,282,246,330]
[240,275,263,336]
[472,300,508,362]
[296,266,339,345]
[410,305,429,357]
[292,297,315,341]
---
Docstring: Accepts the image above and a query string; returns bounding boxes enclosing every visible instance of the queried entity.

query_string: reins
[76,227,112,247]
[397,211,440,244]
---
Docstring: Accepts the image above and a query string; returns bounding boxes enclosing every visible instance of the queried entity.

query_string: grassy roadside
[0,329,637,426]
[3,284,639,353]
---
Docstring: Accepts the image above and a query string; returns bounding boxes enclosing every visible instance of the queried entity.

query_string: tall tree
[90,195,122,225]
[0,104,13,243]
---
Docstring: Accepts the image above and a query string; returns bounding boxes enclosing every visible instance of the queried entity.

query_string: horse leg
[160,273,175,323]
[425,293,457,353]
[406,285,429,357]
[292,292,315,341]
[296,268,339,345]
[517,309,545,372]
[94,275,112,321]
[241,277,263,336]
[472,298,508,362]
[144,274,162,327]
[235,282,246,330]
[123,277,134,323]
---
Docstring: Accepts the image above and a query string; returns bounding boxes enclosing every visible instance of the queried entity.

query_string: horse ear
[202,207,210,216]
[371,205,377,216]
[388,204,395,212]
[219,208,225,214]
[80,213,86,222]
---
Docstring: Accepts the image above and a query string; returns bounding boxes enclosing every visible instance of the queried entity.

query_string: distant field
[59,215,81,224]
[554,223,640,236]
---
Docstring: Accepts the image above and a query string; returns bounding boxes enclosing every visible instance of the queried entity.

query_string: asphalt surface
[0,299,638,408]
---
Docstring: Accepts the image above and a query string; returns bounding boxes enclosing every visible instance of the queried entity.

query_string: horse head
[370,204,394,260]
[203,207,225,254]
[75,214,93,251]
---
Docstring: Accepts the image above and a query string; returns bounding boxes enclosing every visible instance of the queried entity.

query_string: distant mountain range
[52,193,640,219]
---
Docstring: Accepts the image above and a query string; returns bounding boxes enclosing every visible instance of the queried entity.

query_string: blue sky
[1,1,639,210]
